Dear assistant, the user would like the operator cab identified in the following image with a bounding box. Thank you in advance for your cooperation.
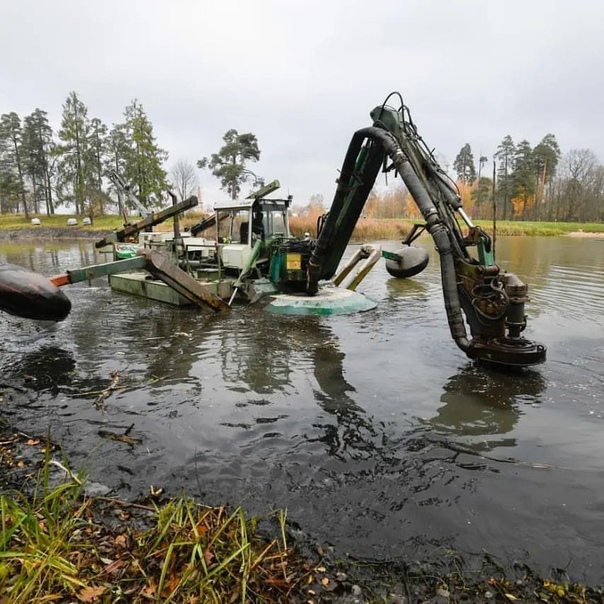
[213,180,293,272]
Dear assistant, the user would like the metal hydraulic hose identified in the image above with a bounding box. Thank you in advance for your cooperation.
[306,129,384,293]
[341,126,471,353]
[393,157,469,353]
[307,124,469,352]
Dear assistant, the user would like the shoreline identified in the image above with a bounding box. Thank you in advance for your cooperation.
[0,226,601,243]
[564,230,604,238]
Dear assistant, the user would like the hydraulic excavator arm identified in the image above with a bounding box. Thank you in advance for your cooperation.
[308,92,546,367]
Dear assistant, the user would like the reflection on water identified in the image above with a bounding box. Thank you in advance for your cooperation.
[0,241,100,275]
[431,364,546,450]
[215,315,295,394]
[2,237,604,582]
[5,346,76,394]
[310,324,378,460]
[385,275,430,299]
[498,237,604,325]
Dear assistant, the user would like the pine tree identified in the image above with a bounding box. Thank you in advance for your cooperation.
[533,134,560,184]
[122,100,168,208]
[0,118,15,214]
[512,140,536,219]
[494,135,516,220]
[56,91,91,214]
[198,129,262,199]
[87,117,109,215]
[105,124,130,216]
[453,143,476,184]
[0,112,28,217]
[477,155,489,182]
[533,134,560,220]
[22,109,55,215]
[106,124,129,175]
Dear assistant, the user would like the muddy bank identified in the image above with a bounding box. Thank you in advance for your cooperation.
[565,231,604,238]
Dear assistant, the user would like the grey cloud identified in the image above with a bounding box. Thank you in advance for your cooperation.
[1,0,602,205]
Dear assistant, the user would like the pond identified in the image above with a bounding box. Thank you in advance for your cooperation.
[1,236,603,583]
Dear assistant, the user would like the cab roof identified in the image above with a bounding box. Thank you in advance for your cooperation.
[213,198,256,212]
[213,198,292,212]
[213,180,291,212]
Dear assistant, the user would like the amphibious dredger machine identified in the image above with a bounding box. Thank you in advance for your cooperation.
[0,92,546,368]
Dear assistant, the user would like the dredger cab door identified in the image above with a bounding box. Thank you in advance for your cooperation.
[254,199,290,240]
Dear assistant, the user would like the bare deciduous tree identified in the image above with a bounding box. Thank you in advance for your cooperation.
[557,149,600,221]
[169,159,198,201]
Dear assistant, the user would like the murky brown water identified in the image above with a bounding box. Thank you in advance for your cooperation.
[1,236,604,583]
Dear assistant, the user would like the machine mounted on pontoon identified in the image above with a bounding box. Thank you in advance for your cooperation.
[0,92,546,367]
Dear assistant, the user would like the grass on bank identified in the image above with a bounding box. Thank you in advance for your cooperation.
[0,454,301,603]
[289,215,604,240]
[474,219,604,237]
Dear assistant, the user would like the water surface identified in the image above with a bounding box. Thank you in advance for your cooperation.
[1,236,603,582]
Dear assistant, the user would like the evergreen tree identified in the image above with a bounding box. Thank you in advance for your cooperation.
[0,112,28,217]
[22,109,55,215]
[494,135,516,220]
[198,129,262,199]
[533,134,560,184]
[105,123,130,216]
[86,117,109,215]
[0,167,20,214]
[533,134,561,219]
[512,140,536,219]
[122,99,168,208]
[56,91,91,214]
[477,155,489,182]
[0,125,12,213]
[452,143,476,184]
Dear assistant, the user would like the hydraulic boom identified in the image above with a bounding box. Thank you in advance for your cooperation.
[0,94,546,368]
[307,92,546,367]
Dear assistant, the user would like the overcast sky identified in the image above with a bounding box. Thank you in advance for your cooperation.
[1,0,602,208]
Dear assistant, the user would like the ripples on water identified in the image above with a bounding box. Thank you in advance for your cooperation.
[536,264,604,324]
[1,237,604,581]
[500,237,604,328]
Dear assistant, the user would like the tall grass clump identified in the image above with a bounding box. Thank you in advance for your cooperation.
[0,455,300,603]
[475,220,604,237]
[0,455,89,602]
[289,215,412,242]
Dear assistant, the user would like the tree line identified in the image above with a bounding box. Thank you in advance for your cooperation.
[340,135,603,224]
[3,92,601,224]
[0,90,267,220]
[452,136,603,222]
[0,92,168,219]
